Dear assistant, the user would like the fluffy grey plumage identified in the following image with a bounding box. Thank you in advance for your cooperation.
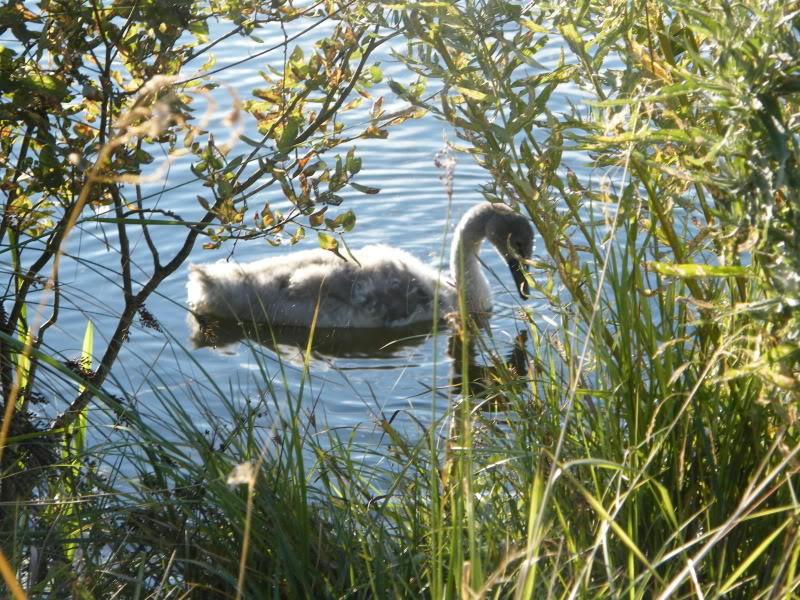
[186,202,533,328]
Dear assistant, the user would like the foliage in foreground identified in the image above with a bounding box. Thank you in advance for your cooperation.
[1,0,405,575]
[381,0,800,596]
[0,0,398,442]
[2,0,800,598]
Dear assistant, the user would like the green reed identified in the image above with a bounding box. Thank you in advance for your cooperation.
[3,0,800,598]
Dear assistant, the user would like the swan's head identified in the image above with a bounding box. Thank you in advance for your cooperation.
[485,206,534,300]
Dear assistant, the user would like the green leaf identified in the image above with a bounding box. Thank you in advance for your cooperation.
[277,118,301,151]
[649,480,678,529]
[558,22,583,51]
[585,129,694,144]
[290,226,305,244]
[318,231,339,251]
[79,319,93,384]
[347,155,362,175]
[290,45,304,65]
[240,135,267,148]
[335,209,356,232]
[217,180,233,199]
[63,319,93,463]
[200,53,216,72]
[648,263,752,278]
[20,73,68,101]
[586,82,700,107]
[189,20,209,43]
[350,182,380,194]
[520,19,547,33]
[334,155,343,180]
[455,86,488,101]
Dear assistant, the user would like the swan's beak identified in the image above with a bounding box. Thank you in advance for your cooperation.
[508,259,530,300]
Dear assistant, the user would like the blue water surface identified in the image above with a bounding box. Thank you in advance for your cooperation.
[24,13,587,452]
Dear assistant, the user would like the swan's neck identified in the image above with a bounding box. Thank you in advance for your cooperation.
[450,207,492,313]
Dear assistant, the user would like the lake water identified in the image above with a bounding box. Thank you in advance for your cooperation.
[34,16,583,448]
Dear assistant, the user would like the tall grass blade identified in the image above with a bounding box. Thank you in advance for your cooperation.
[61,319,93,564]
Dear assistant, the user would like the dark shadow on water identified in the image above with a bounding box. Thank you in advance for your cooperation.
[186,312,435,359]
[448,329,530,411]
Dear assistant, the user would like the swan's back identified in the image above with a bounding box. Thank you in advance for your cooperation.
[187,245,453,328]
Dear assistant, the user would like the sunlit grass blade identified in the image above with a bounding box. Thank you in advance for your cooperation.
[61,319,93,564]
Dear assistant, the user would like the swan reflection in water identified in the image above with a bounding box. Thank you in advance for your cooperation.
[187,310,531,410]
[186,312,436,359]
